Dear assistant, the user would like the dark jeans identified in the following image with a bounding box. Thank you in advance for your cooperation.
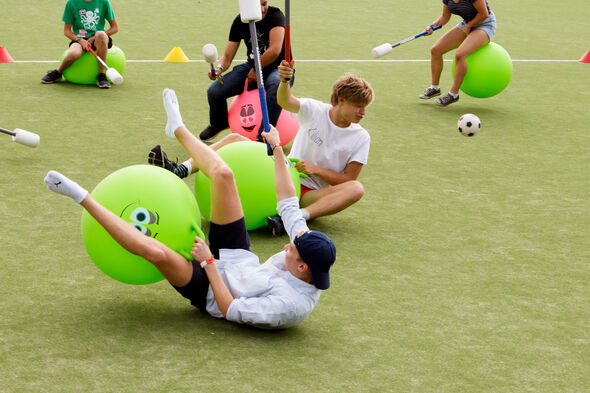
[206,62,282,136]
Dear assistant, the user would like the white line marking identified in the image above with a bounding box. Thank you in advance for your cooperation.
[12,59,581,63]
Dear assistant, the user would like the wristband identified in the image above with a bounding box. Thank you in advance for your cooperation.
[217,65,224,72]
[271,143,280,151]
[200,256,215,268]
[281,78,291,83]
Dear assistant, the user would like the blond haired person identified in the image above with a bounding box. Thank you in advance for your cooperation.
[267,61,374,236]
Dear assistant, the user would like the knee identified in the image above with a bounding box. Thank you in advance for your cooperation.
[346,180,365,202]
[94,31,108,44]
[454,50,468,63]
[207,84,222,101]
[68,45,83,58]
[430,45,442,58]
[211,163,235,188]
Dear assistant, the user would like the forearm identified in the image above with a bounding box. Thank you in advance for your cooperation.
[312,166,356,186]
[63,24,78,41]
[277,81,299,112]
[203,262,234,317]
[273,145,297,201]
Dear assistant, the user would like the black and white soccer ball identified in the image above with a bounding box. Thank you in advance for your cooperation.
[457,114,481,137]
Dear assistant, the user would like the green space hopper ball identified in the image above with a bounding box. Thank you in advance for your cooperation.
[452,42,513,98]
[81,165,205,285]
[62,45,126,85]
[194,141,303,230]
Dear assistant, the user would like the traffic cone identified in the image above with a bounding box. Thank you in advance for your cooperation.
[0,46,14,63]
[164,46,189,63]
[579,50,590,63]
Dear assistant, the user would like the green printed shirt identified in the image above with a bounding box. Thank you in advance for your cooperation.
[62,0,115,38]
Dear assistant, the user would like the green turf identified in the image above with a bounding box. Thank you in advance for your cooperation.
[1,0,589,392]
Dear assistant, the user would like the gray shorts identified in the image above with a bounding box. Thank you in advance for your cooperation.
[457,12,496,40]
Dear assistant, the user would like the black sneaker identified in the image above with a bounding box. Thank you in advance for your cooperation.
[199,125,222,142]
[266,215,286,236]
[434,93,460,106]
[41,69,62,84]
[96,73,111,89]
[148,145,178,172]
[419,86,441,99]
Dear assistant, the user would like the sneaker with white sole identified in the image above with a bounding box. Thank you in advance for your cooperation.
[266,215,286,236]
[419,86,441,99]
[96,73,111,89]
[41,69,62,84]
[148,145,178,172]
[434,93,459,106]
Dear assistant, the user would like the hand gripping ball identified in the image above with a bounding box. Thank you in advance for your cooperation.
[62,45,126,85]
[194,141,303,230]
[228,79,299,145]
[452,42,513,98]
[81,165,205,285]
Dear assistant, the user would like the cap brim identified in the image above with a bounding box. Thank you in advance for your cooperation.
[311,271,330,290]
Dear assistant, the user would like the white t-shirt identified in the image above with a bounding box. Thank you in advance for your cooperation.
[288,98,370,190]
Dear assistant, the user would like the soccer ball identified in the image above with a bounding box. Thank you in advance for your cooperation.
[457,114,481,137]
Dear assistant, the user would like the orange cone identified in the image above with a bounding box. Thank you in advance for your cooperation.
[0,46,14,63]
[580,50,590,63]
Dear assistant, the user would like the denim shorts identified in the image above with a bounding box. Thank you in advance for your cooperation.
[457,12,496,40]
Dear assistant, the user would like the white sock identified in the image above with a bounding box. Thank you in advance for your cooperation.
[449,92,459,98]
[300,208,310,221]
[162,88,184,139]
[182,160,193,174]
[44,170,88,204]
[431,85,440,90]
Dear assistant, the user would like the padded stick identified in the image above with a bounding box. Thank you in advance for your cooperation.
[87,46,124,85]
[371,25,442,58]
[202,44,223,85]
[1,127,40,147]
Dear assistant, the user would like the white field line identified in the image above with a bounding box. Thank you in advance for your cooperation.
[11,59,581,63]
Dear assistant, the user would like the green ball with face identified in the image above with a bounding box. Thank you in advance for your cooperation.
[81,165,205,285]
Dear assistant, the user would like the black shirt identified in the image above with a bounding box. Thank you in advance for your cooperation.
[228,6,288,72]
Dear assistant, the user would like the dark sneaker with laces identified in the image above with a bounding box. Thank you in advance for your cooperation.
[434,93,460,106]
[419,86,441,99]
[199,125,222,142]
[148,145,178,172]
[96,73,111,89]
[41,69,62,84]
[266,215,286,236]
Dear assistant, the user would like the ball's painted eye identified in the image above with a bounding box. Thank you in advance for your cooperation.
[132,224,152,237]
[130,207,157,225]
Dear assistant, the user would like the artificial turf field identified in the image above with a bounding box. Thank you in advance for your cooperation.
[1,0,589,392]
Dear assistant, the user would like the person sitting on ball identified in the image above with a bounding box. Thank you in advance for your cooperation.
[44,88,336,329]
[41,0,119,89]
[419,0,497,106]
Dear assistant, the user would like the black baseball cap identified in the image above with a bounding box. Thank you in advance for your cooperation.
[293,231,336,290]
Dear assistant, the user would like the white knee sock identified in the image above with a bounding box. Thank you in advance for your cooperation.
[162,88,185,139]
[44,170,88,204]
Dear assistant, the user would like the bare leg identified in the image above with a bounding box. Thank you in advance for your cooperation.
[57,44,83,73]
[300,181,365,220]
[162,89,244,225]
[450,29,489,94]
[44,170,193,286]
[93,31,109,74]
[183,133,249,176]
[430,27,465,85]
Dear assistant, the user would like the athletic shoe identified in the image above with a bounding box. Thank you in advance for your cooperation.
[199,125,222,142]
[41,69,62,84]
[266,215,286,236]
[96,73,111,89]
[419,86,441,99]
[434,93,460,106]
[148,145,178,172]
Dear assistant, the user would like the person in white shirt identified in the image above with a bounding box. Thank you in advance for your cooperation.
[44,88,336,330]
[267,61,375,236]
